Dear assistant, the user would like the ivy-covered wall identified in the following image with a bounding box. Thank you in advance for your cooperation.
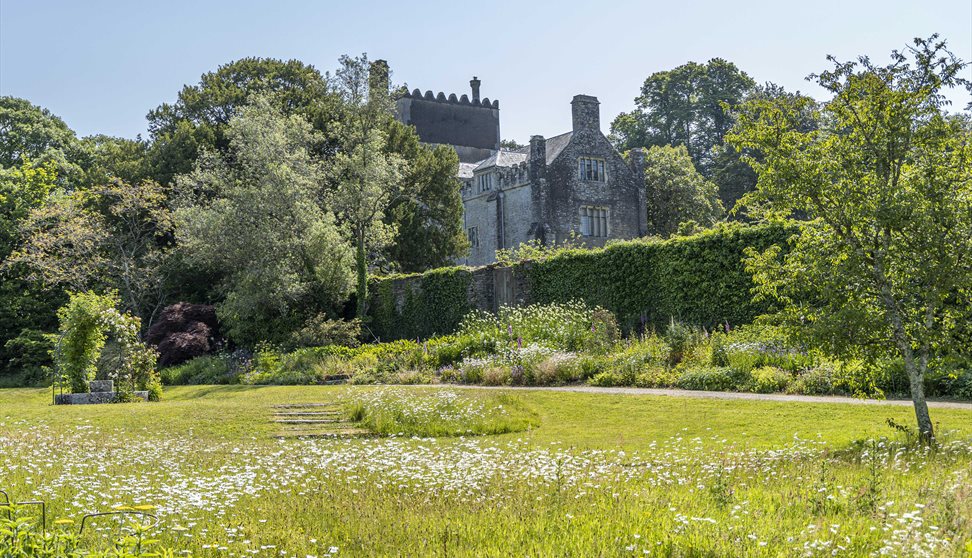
[368,223,797,340]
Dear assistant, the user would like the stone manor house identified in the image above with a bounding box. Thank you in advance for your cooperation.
[395,74,648,266]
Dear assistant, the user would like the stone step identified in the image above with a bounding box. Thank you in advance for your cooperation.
[275,428,370,439]
[273,419,345,424]
[273,411,342,417]
[271,403,338,409]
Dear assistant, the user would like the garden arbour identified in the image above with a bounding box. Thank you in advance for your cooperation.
[54,291,161,401]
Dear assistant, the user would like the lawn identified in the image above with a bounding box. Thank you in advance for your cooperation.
[1,385,971,556]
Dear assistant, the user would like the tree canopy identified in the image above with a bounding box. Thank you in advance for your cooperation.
[728,35,972,441]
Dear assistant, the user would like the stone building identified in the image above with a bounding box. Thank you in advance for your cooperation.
[396,76,647,266]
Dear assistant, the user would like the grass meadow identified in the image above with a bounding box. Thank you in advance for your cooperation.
[1,385,971,556]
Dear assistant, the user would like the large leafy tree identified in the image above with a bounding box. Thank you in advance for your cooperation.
[175,95,353,345]
[640,145,724,237]
[727,36,972,441]
[0,161,63,382]
[611,59,755,209]
[329,55,406,317]
[384,119,468,272]
[147,57,341,185]
[9,178,174,327]
[0,96,87,185]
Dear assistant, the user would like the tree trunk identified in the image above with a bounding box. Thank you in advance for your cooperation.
[355,230,367,318]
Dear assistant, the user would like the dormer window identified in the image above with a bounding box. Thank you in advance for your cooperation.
[578,157,606,182]
[477,173,494,193]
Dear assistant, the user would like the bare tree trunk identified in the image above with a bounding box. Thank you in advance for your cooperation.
[898,342,935,443]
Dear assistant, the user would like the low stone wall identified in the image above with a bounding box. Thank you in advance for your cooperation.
[54,387,149,405]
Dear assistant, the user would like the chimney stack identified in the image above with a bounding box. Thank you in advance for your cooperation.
[571,94,600,134]
[529,135,546,181]
[470,76,481,103]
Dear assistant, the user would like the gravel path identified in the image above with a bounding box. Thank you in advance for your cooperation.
[433,384,972,410]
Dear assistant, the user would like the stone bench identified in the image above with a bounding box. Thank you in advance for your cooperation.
[54,380,149,405]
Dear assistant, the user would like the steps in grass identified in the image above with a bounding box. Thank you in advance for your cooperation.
[270,402,369,438]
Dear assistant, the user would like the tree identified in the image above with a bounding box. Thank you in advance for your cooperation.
[329,55,406,317]
[384,120,468,272]
[0,161,62,383]
[175,95,353,345]
[640,145,724,237]
[147,58,340,185]
[610,60,755,209]
[80,134,151,186]
[727,36,972,442]
[0,96,87,184]
[8,178,173,328]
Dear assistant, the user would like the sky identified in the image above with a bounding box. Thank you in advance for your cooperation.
[1,0,970,143]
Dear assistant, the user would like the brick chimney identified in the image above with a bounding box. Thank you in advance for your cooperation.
[470,77,481,103]
[571,94,600,133]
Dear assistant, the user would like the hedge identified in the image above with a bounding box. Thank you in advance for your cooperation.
[368,222,798,340]
[526,222,797,331]
[368,266,473,341]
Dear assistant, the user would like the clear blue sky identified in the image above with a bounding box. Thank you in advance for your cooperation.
[2,0,970,143]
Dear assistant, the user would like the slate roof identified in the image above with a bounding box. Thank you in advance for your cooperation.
[473,150,528,172]
[458,162,478,179]
[512,131,573,165]
[467,130,575,173]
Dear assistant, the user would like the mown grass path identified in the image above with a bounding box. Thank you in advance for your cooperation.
[434,384,972,410]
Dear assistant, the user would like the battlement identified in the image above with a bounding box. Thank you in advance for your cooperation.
[395,75,501,161]
[400,88,500,109]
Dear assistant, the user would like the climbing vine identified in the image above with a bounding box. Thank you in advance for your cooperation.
[54,291,161,400]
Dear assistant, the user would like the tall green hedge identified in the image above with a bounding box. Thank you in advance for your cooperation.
[525,223,797,331]
[368,266,473,341]
[368,223,798,340]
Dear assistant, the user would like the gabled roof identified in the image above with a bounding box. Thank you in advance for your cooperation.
[513,131,574,165]
[473,150,528,172]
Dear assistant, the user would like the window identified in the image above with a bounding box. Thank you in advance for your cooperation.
[578,157,606,181]
[468,226,479,248]
[477,173,493,193]
[579,206,609,237]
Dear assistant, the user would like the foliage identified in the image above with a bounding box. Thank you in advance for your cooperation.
[344,387,537,437]
[147,57,340,185]
[160,353,236,385]
[329,54,406,317]
[610,59,756,208]
[9,178,174,326]
[174,95,353,346]
[458,301,618,354]
[55,291,116,393]
[383,120,469,272]
[54,291,160,398]
[494,230,586,266]
[526,222,797,332]
[727,35,972,439]
[640,144,724,237]
[288,316,362,349]
[0,96,87,184]
[369,266,473,341]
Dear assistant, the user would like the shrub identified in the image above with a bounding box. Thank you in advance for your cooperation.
[788,364,837,395]
[664,320,705,365]
[751,366,791,393]
[635,366,678,388]
[161,354,235,385]
[458,302,618,354]
[676,366,747,391]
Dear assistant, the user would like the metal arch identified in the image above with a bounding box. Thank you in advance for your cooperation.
[78,510,159,535]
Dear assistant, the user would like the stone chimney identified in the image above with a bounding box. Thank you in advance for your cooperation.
[470,76,481,103]
[571,94,600,133]
[529,135,546,181]
[627,147,646,178]
[369,59,390,97]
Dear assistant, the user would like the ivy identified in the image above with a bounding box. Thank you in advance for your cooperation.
[368,223,797,340]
